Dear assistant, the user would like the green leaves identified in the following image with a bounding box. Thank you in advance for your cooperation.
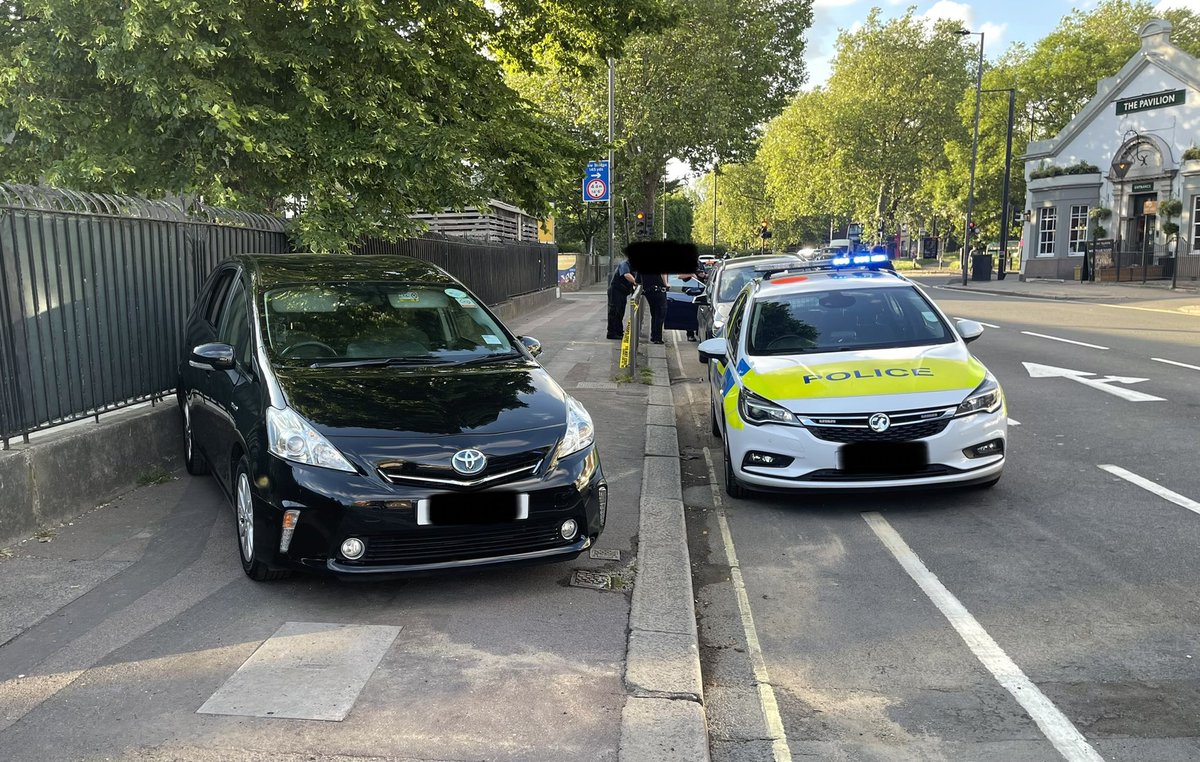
[0,0,659,250]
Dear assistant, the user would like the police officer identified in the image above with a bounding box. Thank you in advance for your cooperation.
[606,258,638,339]
[642,271,668,344]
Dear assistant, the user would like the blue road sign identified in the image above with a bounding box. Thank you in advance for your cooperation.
[582,160,610,203]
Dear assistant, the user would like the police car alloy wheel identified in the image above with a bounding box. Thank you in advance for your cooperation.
[703,260,1007,491]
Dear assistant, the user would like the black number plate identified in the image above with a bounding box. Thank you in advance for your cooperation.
[839,442,928,475]
[428,492,522,525]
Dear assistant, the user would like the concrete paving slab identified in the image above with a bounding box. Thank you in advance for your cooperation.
[197,621,401,721]
[625,629,702,700]
[0,558,131,647]
[645,425,680,458]
[648,386,673,407]
[646,405,675,427]
[642,456,683,501]
[619,696,708,762]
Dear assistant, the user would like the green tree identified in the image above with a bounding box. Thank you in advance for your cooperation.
[0,0,662,250]
[760,10,973,241]
[510,0,813,230]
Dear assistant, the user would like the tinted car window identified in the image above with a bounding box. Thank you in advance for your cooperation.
[718,268,757,302]
[205,271,236,326]
[725,291,749,354]
[746,287,953,355]
[262,283,515,361]
[217,281,251,365]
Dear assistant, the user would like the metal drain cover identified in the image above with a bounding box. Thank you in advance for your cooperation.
[589,548,621,561]
[570,570,612,590]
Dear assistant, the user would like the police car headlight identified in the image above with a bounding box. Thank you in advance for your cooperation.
[557,395,595,458]
[738,389,801,426]
[955,374,1004,417]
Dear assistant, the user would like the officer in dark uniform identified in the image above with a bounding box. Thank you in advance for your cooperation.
[642,270,668,344]
[606,258,638,339]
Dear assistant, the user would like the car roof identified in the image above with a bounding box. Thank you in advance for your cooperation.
[750,267,913,298]
[718,255,802,272]
[232,254,458,289]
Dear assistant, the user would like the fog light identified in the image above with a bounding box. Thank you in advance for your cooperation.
[597,484,608,526]
[743,451,794,468]
[279,509,300,553]
[964,439,1005,459]
[560,519,579,541]
[340,537,366,560]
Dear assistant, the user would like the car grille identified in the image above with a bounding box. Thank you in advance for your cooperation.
[359,520,571,565]
[797,465,959,482]
[378,449,548,489]
[800,406,954,444]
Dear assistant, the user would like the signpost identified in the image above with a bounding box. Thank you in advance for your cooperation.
[582,161,610,203]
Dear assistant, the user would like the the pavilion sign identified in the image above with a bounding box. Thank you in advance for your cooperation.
[1115,89,1185,115]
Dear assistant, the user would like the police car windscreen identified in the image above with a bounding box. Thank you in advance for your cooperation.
[746,287,954,355]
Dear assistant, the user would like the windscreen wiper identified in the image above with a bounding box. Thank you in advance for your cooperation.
[453,351,524,367]
[309,357,453,368]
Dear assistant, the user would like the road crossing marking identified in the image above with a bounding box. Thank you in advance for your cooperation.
[1098,465,1200,518]
[703,447,792,762]
[1021,331,1109,350]
[862,513,1106,762]
[1151,357,1200,372]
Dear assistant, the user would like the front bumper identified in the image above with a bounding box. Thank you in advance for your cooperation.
[251,446,606,574]
[726,408,1006,490]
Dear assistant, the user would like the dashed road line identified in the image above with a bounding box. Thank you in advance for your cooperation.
[1151,357,1200,372]
[1020,331,1109,350]
[1098,465,1200,518]
[862,512,1105,762]
[955,316,1001,328]
[703,447,792,762]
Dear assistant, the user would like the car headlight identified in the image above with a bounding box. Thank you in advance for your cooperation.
[266,406,356,472]
[955,373,1004,417]
[557,395,595,458]
[738,388,801,426]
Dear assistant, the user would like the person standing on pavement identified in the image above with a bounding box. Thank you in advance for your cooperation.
[678,267,707,342]
[642,270,668,344]
[606,258,638,339]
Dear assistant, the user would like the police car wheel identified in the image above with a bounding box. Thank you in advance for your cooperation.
[723,442,749,500]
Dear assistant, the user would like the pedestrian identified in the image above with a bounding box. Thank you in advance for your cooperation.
[678,268,707,342]
[606,257,638,339]
[642,270,668,344]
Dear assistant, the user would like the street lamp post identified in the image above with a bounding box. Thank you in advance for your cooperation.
[983,87,1017,280]
[958,29,984,286]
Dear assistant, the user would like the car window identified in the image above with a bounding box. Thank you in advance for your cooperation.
[262,282,515,362]
[216,280,252,365]
[204,271,236,326]
[718,269,756,302]
[746,286,954,355]
[725,291,749,355]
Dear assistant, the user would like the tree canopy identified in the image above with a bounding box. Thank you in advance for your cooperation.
[0,0,662,250]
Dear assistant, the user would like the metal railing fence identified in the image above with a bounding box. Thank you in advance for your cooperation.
[0,184,289,447]
[354,234,557,307]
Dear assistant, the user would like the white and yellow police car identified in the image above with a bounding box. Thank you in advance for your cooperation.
[698,258,1006,497]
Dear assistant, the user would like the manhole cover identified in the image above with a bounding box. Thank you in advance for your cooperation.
[589,548,621,561]
[570,570,612,590]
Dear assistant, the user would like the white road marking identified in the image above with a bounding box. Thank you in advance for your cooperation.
[930,284,1200,318]
[955,317,1001,328]
[670,335,704,430]
[1151,357,1200,372]
[1097,465,1200,517]
[1020,331,1109,350]
[1008,418,1021,426]
[862,513,1105,762]
[1023,362,1164,403]
[702,447,792,762]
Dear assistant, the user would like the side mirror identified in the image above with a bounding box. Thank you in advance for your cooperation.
[696,337,729,365]
[683,286,704,297]
[189,342,236,371]
[955,319,984,344]
[692,293,710,306]
[519,335,543,358]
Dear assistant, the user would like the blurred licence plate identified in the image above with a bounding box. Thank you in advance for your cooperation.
[839,443,927,475]
[420,492,529,526]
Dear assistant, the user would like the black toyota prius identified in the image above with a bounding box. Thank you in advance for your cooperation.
[177,254,607,580]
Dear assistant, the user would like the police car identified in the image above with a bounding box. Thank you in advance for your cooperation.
[698,256,1006,496]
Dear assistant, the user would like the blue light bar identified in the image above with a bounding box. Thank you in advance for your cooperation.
[831,256,850,266]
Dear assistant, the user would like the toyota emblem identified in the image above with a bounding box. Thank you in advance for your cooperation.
[451,449,488,476]
[868,413,891,433]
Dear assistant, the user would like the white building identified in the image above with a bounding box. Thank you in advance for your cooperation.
[1020,20,1200,282]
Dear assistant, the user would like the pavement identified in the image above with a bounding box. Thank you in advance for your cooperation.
[905,271,1200,315]
[0,285,708,762]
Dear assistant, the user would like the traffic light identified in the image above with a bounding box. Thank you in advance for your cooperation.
[1010,207,1023,227]
[634,211,647,239]
[967,221,978,239]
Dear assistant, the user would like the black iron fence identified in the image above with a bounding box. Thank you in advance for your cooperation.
[354,234,556,307]
[0,184,557,446]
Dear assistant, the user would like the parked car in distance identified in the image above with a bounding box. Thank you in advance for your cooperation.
[695,254,804,342]
[178,254,607,580]
[665,273,705,336]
